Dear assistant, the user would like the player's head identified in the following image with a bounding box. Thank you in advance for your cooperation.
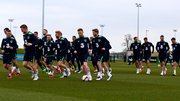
[4,28,10,34]
[92,28,99,37]
[5,29,12,38]
[134,37,138,42]
[46,34,52,41]
[171,37,176,44]
[72,36,76,41]
[20,24,28,34]
[160,35,164,41]
[43,29,48,36]
[144,37,148,42]
[55,31,62,39]
[77,28,84,37]
[34,31,38,37]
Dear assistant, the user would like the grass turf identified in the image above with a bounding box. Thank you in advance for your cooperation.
[0,61,180,101]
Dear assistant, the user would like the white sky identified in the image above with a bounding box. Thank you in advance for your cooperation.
[0,0,180,52]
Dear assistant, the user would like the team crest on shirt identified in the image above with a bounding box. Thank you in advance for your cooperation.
[27,36,30,39]
[10,40,13,43]
[98,39,101,42]
[60,41,62,44]
[84,39,87,42]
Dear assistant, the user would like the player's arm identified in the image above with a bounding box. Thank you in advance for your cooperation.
[62,38,69,53]
[31,34,38,47]
[101,36,108,51]
[156,42,159,53]
[166,42,170,52]
[74,39,78,54]
[1,39,5,53]
[151,43,154,53]
[130,43,133,51]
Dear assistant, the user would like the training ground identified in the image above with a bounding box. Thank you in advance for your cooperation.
[0,61,180,101]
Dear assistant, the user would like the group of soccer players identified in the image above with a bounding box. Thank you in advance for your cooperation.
[1,24,112,81]
[130,35,180,76]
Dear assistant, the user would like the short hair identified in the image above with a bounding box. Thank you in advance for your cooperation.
[20,24,28,29]
[134,37,137,40]
[4,28,11,32]
[92,28,99,34]
[43,29,48,33]
[34,31,38,34]
[171,37,176,41]
[77,28,83,32]
[160,35,164,37]
[144,37,148,40]
[46,34,51,37]
[72,36,76,38]
[55,31,62,35]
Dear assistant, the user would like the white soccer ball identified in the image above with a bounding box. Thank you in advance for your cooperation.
[82,75,88,81]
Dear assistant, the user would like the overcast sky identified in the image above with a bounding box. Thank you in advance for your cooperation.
[0,0,180,52]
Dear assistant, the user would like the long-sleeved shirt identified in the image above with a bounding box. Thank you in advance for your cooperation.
[156,41,170,54]
[92,35,108,54]
[74,36,91,55]
[23,31,38,52]
[54,37,69,55]
[142,42,154,54]
[1,37,18,54]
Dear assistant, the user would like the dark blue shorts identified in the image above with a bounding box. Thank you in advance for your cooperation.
[46,56,54,65]
[144,53,151,61]
[23,51,35,62]
[56,53,66,61]
[79,53,89,65]
[3,54,13,64]
[133,53,141,61]
[159,53,167,62]
[102,51,110,62]
[173,53,180,63]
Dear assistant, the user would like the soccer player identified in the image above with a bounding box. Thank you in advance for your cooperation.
[34,32,45,72]
[43,34,55,77]
[130,37,142,74]
[54,31,71,78]
[4,28,21,76]
[171,37,180,76]
[74,28,92,81]
[142,37,154,75]
[91,28,112,81]
[70,36,81,73]
[41,29,50,73]
[1,29,17,78]
[156,35,170,76]
[103,39,112,74]
[20,24,39,80]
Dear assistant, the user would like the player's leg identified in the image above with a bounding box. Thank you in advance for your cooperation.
[82,61,92,81]
[58,56,70,78]
[12,57,21,75]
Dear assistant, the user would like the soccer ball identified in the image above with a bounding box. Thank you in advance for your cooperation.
[82,75,88,81]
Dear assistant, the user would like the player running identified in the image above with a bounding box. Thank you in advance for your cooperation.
[4,28,21,76]
[91,28,112,81]
[54,31,71,78]
[20,24,39,80]
[74,28,92,81]
[142,37,154,75]
[171,37,180,76]
[43,34,55,78]
[1,29,17,79]
[156,35,170,76]
[34,32,45,72]
[130,37,142,74]
[70,36,81,73]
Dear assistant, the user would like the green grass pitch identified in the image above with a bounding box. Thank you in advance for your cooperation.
[0,61,180,101]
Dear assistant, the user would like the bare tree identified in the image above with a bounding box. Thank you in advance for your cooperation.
[122,34,133,51]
